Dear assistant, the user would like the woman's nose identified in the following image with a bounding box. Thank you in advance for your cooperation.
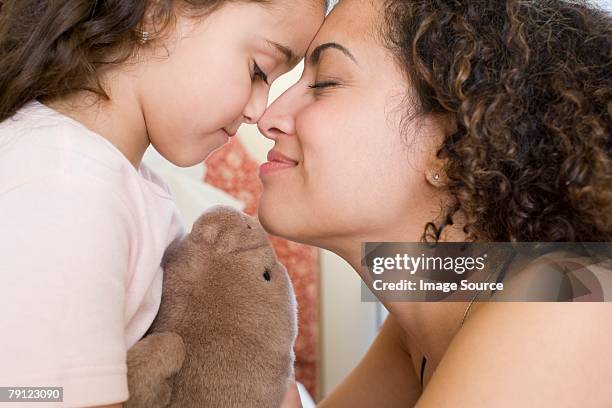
[257,89,298,141]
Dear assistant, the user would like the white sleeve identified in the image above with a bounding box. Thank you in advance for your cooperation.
[0,172,135,407]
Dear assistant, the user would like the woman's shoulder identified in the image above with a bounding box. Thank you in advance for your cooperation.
[416,300,612,406]
[413,247,612,405]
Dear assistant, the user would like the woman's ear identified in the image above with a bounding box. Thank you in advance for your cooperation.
[423,113,455,188]
[425,167,446,187]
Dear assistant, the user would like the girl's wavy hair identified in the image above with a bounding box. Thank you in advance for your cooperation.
[0,0,327,122]
[384,0,612,242]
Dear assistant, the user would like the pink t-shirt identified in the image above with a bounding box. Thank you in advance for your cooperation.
[0,100,186,406]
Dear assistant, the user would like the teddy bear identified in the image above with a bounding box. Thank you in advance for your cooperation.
[125,205,298,408]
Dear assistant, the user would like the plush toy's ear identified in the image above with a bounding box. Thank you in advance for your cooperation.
[189,221,222,245]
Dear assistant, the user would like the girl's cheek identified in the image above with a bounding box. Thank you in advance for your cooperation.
[218,80,251,121]
[235,74,255,109]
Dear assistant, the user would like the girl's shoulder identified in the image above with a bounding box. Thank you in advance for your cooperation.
[0,99,172,200]
[1,100,124,168]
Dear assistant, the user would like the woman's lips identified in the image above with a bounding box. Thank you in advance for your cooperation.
[259,150,298,177]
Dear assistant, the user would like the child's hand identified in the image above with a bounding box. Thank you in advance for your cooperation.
[125,332,186,408]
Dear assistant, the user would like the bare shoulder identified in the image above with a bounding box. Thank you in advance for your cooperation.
[416,302,612,407]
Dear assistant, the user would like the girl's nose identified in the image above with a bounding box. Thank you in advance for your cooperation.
[243,85,269,125]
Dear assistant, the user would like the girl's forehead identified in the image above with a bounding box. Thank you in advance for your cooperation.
[261,1,327,54]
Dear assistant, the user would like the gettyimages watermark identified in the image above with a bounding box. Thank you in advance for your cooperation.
[360,242,612,302]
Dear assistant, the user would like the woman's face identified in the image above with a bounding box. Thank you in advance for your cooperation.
[137,2,325,167]
[257,0,449,252]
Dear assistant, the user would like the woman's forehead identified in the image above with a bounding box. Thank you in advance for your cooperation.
[313,0,379,45]
[305,0,386,68]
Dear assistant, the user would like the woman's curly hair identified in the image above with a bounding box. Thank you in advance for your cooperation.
[384,0,612,242]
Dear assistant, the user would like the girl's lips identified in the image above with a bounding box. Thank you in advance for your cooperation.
[259,150,298,177]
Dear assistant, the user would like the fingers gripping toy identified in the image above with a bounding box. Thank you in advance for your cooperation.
[125,206,298,408]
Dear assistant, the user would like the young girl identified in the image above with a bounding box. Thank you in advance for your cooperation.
[0,0,324,406]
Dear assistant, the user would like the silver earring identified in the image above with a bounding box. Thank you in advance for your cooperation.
[137,30,150,44]
[433,173,440,181]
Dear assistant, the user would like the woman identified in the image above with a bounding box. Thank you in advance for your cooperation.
[259,0,612,406]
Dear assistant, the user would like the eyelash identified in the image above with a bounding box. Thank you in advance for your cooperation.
[307,81,339,89]
[252,62,269,85]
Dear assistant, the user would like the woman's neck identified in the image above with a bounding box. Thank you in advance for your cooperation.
[342,246,469,361]
[336,218,471,360]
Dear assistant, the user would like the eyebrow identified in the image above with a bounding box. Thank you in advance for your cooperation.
[308,42,358,66]
[266,40,298,66]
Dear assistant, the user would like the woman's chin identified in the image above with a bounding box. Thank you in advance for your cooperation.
[258,202,306,243]
[257,204,287,237]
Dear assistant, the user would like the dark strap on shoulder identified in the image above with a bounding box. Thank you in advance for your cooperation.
[420,356,427,388]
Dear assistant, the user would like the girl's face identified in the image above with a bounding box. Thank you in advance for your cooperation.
[137,2,325,167]
[257,0,450,253]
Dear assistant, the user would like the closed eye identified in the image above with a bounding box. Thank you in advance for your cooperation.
[253,62,269,85]
[308,81,339,89]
